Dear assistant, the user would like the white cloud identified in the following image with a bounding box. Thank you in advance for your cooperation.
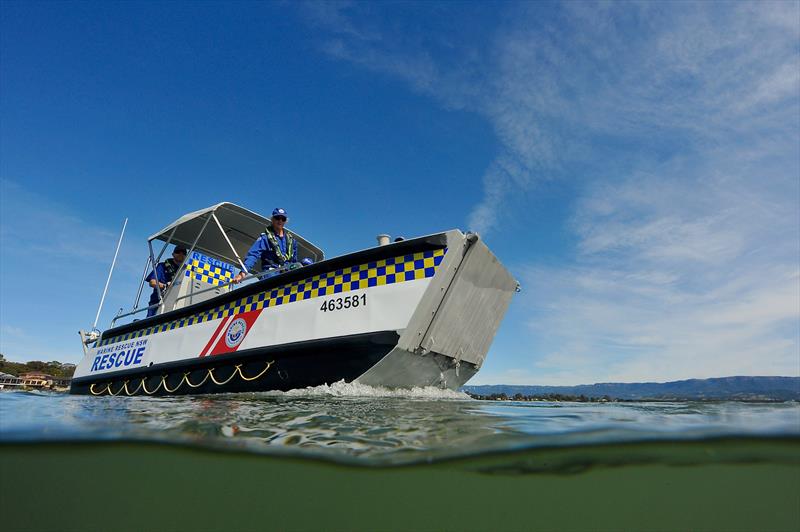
[294,2,799,382]
[297,2,799,235]
[0,324,27,339]
[297,1,381,43]
[520,160,799,382]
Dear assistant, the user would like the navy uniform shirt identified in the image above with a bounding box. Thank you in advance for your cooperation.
[145,259,181,311]
[243,231,298,272]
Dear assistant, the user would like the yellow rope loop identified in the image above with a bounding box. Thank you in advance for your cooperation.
[208,365,238,386]
[91,359,276,396]
[184,371,210,388]
[124,379,143,396]
[141,375,162,395]
[90,382,110,396]
[161,374,183,393]
[238,360,275,382]
[108,381,126,396]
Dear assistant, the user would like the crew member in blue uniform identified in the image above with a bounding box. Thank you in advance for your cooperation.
[145,246,187,317]
[232,208,301,283]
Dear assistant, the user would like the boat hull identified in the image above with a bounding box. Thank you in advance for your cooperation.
[70,331,399,396]
[71,231,516,396]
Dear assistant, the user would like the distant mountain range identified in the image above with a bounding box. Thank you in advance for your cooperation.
[463,376,800,401]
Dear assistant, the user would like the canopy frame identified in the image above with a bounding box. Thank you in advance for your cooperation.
[147,202,323,267]
[110,202,324,325]
[155,213,213,314]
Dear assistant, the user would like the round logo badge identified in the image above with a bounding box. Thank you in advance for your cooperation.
[225,318,247,348]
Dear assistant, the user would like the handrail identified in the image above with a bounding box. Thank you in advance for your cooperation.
[172,267,291,303]
[111,304,157,327]
[109,267,294,327]
[157,214,213,314]
[132,256,153,312]
[172,278,237,302]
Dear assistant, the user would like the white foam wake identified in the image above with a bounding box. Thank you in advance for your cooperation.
[261,380,471,400]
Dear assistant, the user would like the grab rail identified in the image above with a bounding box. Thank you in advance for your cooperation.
[110,304,157,327]
[109,267,296,328]
[173,267,292,303]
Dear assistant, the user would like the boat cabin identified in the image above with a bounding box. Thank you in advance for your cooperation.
[117,202,324,326]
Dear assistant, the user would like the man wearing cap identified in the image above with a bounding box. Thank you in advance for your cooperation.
[145,246,188,317]
[232,207,300,284]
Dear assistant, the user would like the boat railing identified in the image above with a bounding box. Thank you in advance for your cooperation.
[110,303,160,327]
[109,267,293,328]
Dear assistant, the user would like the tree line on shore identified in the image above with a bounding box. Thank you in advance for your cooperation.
[464,377,800,402]
[464,391,794,403]
[465,391,615,402]
[0,354,76,378]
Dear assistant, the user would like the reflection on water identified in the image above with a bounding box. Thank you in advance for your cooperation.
[1,381,798,465]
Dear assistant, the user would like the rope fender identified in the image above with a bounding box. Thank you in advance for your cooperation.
[88,360,275,396]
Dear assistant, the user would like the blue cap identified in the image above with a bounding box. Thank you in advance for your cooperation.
[301,258,314,266]
[272,207,288,218]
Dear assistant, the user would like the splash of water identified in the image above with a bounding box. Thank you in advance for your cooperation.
[258,380,471,399]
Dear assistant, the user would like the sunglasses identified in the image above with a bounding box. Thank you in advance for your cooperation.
[174,250,187,255]
[273,216,287,222]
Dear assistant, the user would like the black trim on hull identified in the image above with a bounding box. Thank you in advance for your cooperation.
[103,234,448,339]
[70,331,400,396]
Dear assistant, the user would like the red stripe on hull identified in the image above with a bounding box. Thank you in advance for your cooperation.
[199,315,235,357]
[207,310,263,356]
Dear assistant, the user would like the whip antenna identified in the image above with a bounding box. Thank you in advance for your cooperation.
[93,218,128,330]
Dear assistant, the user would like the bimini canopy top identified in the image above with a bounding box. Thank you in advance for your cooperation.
[148,202,324,271]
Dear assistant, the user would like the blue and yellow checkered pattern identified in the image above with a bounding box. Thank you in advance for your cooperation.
[185,257,234,286]
[98,248,447,346]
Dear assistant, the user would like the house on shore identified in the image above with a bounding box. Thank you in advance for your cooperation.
[0,372,71,390]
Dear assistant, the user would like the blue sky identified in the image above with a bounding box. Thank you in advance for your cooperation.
[1,1,798,384]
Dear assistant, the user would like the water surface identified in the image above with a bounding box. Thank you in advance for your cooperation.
[1,383,798,531]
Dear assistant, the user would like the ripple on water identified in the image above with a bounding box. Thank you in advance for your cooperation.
[0,382,798,465]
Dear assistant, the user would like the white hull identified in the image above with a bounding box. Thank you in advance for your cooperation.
[71,230,516,395]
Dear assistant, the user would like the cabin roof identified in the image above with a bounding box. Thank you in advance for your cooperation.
[148,202,324,269]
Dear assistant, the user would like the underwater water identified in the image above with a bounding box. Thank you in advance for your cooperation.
[1,383,799,531]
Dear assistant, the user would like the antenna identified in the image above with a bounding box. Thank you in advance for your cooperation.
[93,218,128,330]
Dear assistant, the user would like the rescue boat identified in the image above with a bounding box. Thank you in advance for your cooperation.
[71,202,517,396]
